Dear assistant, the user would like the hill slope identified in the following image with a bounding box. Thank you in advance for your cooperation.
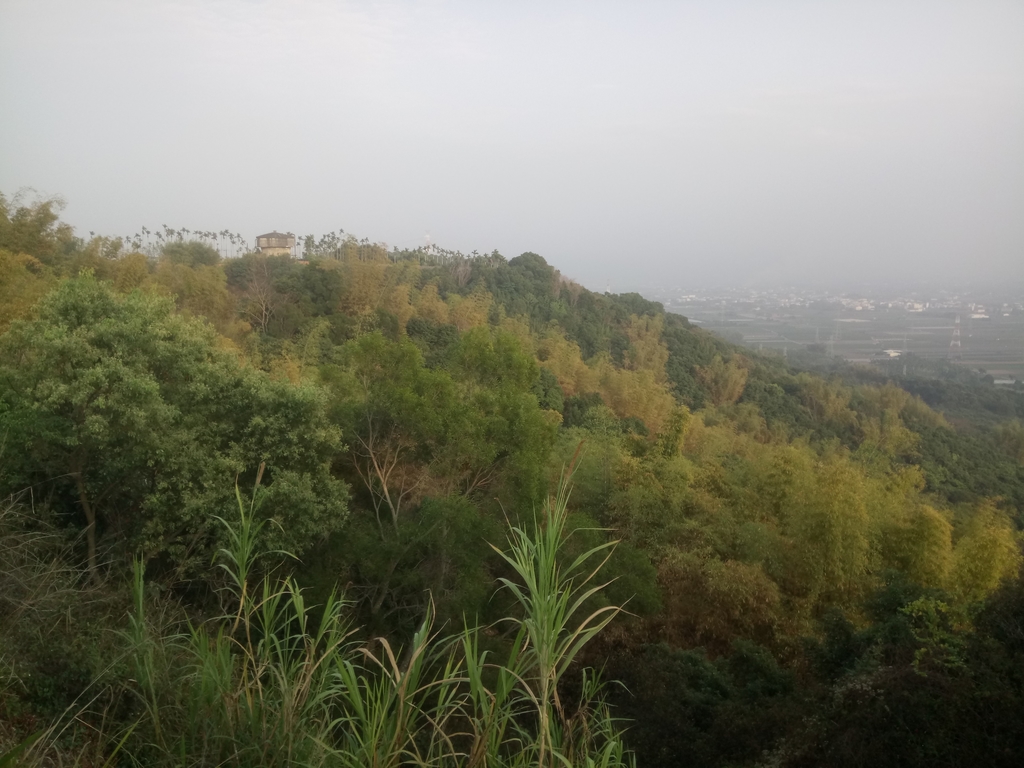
[3,193,1024,766]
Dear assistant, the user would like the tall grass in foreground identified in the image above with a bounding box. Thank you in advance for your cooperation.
[112,475,634,767]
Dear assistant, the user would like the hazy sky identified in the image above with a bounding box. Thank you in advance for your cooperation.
[2,1,1022,291]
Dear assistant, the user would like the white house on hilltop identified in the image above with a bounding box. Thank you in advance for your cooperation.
[256,231,295,256]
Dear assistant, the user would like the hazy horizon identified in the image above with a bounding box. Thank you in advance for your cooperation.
[2,0,1022,294]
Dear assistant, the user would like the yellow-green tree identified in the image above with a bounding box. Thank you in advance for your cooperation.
[155,261,237,332]
[447,287,493,331]
[414,283,450,324]
[696,355,749,406]
[778,455,873,607]
[0,191,77,267]
[0,249,56,333]
[948,501,1021,603]
[624,313,669,383]
[536,328,596,397]
[383,281,416,333]
[113,252,151,293]
[795,372,855,427]
[341,258,389,316]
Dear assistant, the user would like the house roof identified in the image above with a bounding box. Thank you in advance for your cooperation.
[256,231,294,240]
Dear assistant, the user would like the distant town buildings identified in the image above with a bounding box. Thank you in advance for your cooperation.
[642,282,1023,380]
[256,231,296,256]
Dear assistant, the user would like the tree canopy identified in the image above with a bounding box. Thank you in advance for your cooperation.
[2,198,1023,767]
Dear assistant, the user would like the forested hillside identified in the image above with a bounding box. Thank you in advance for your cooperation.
[2,192,1023,767]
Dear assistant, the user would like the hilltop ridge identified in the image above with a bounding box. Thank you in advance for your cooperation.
[3,192,1024,767]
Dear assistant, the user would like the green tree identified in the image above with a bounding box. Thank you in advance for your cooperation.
[320,329,555,627]
[161,239,220,267]
[531,366,565,413]
[447,327,557,504]
[331,332,456,535]
[0,276,348,581]
[995,419,1024,465]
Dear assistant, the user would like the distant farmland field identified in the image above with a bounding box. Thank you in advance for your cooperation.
[676,303,1024,381]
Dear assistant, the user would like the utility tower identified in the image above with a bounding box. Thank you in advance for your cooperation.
[948,314,962,361]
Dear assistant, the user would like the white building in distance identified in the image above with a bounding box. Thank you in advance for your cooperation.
[256,231,295,256]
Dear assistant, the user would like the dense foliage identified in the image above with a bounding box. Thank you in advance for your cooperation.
[2,191,1022,766]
